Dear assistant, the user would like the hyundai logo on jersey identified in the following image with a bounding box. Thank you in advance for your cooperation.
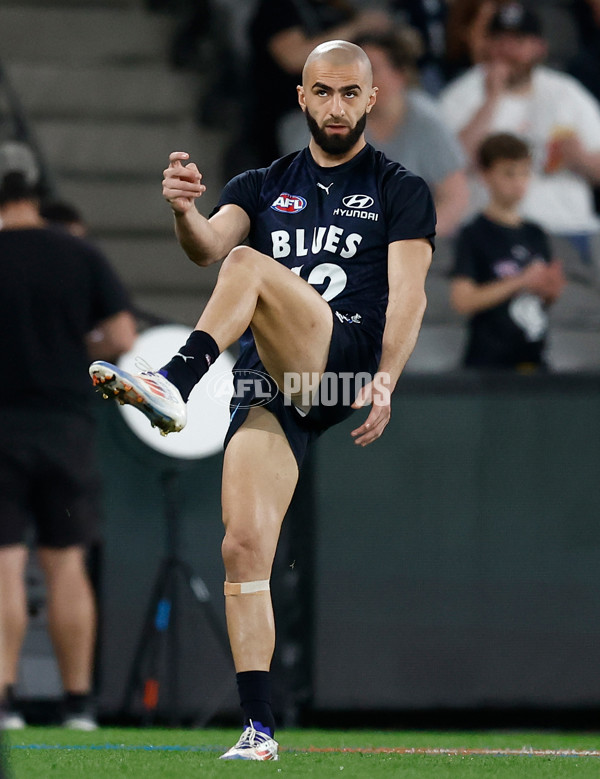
[342,194,374,209]
[271,193,307,213]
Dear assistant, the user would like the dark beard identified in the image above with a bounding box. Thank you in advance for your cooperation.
[305,108,367,155]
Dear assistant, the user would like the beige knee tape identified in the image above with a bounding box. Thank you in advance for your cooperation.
[224,579,270,596]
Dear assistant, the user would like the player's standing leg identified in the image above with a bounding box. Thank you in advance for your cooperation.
[218,407,299,760]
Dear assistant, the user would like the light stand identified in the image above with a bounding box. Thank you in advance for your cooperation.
[121,467,232,726]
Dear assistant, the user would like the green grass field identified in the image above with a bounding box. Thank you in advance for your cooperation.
[4,726,600,778]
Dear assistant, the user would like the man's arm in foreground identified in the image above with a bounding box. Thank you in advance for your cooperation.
[162,151,251,266]
[351,238,432,446]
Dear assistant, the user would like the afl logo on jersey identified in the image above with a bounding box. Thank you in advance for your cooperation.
[271,193,307,213]
[342,194,374,209]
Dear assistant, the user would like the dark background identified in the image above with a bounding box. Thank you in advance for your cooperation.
[312,373,600,717]
[21,372,600,727]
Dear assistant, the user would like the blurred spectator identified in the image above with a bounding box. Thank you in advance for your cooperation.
[39,198,134,360]
[359,30,468,236]
[40,199,87,238]
[450,133,565,370]
[567,0,600,103]
[440,2,600,265]
[0,170,136,730]
[167,0,253,130]
[567,0,600,217]
[569,0,600,65]
[0,143,39,231]
[226,0,393,176]
[279,29,469,236]
[444,0,502,80]
[389,0,448,94]
[163,0,214,70]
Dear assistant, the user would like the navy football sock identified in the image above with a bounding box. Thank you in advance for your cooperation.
[236,670,275,737]
[159,330,220,402]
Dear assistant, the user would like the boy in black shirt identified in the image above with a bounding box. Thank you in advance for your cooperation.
[450,133,565,369]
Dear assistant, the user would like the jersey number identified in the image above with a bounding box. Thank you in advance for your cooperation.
[291,263,347,302]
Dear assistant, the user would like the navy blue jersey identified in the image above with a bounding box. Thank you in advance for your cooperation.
[213,144,436,345]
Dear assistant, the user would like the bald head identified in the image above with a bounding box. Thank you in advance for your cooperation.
[302,40,373,87]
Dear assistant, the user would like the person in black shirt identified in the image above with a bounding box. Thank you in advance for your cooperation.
[40,199,88,238]
[89,40,435,759]
[450,133,565,369]
[0,172,136,731]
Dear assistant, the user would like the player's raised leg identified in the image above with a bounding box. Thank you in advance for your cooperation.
[192,245,333,390]
[218,406,299,760]
[90,245,334,431]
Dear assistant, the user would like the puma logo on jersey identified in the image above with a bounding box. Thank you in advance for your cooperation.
[271,193,307,213]
[317,182,333,194]
[271,226,362,259]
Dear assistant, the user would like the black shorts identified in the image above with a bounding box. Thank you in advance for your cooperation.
[0,410,101,548]
[224,314,382,468]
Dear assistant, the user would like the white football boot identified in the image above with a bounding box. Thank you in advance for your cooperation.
[89,360,187,435]
[219,720,279,761]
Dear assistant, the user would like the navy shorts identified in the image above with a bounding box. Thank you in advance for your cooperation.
[0,410,101,548]
[224,313,382,468]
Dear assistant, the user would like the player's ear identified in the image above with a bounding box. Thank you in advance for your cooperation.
[297,85,306,111]
[366,86,378,113]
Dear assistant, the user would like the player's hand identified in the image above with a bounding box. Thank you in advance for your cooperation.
[162,151,206,215]
[350,373,392,447]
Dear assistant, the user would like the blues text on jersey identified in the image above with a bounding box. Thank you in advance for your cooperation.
[215,144,436,340]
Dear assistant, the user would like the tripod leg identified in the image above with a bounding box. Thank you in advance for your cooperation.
[177,560,231,653]
[173,560,237,726]
[166,563,180,726]
[120,558,173,720]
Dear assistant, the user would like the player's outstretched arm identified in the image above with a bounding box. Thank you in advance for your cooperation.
[351,238,431,446]
[162,151,250,267]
